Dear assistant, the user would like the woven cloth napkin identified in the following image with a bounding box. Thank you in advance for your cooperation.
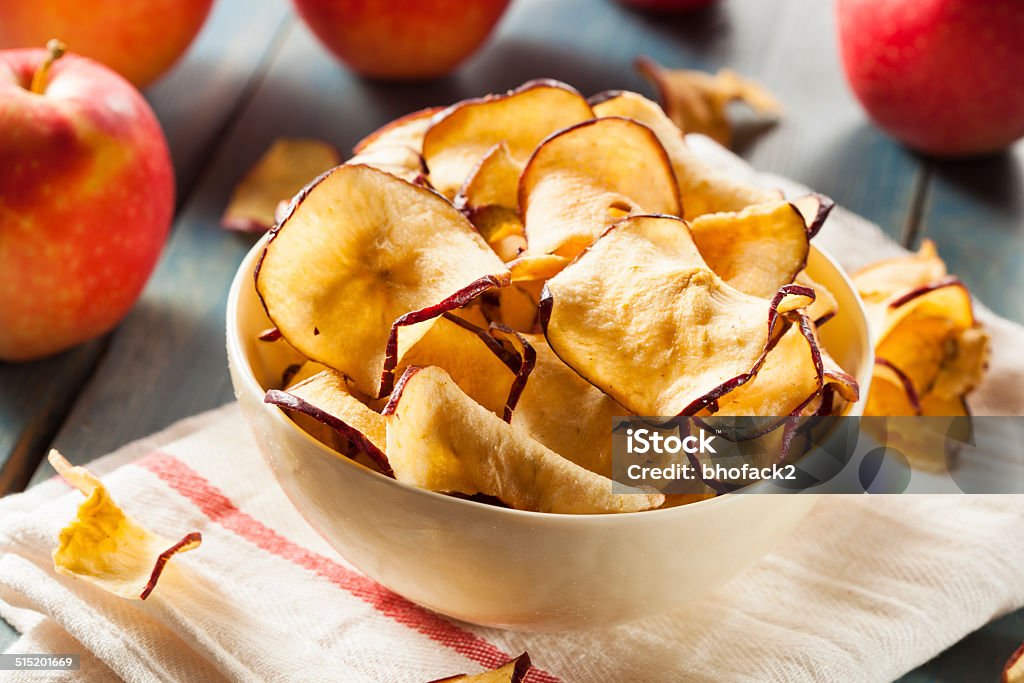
[2,138,1023,683]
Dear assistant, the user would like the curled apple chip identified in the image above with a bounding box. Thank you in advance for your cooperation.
[384,366,664,514]
[635,57,783,148]
[395,314,524,420]
[511,334,626,477]
[222,138,340,233]
[795,270,838,326]
[430,652,532,683]
[852,240,947,303]
[454,142,521,213]
[256,164,510,398]
[48,451,201,600]
[422,80,594,198]
[520,117,681,257]
[346,143,427,185]
[352,106,443,155]
[540,214,810,416]
[265,369,391,475]
[590,89,778,219]
[688,200,814,298]
[865,360,921,417]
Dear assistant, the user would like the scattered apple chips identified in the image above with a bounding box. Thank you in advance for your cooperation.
[256,78,997,514]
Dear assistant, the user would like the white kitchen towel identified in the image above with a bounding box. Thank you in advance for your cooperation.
[1,139,1022,683]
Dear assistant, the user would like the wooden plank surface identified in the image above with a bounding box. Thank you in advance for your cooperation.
[0,0,291,493]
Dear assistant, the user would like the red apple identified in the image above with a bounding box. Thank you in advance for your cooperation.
[0,0,213,88]
[615,0,717,11]
[0,43,174,361]
[292,0,511,80]
[838,0,1024,157]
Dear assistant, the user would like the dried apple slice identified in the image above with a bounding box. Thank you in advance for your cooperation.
[48,451,201,600]
[353,106,443,155]
[520,117,681,257]
[422,80,594,198]
[222,138,340,232]
[395,314,522,420]
[540,214,811,416]
[256,164,510,398]
[865,360,921,416]
[635,57,783,148]
[930,326,989,399]
[511,334,627,477]
[590,90,778,219]
[454,142,521,213]
[346,143,427,185]
[265,369,390,475]
[430,652,532,683]
[384,366,664,514]
[852,240,947,303]
[507,253,570,283]
[688,200,813,298]
[712,315,823,417]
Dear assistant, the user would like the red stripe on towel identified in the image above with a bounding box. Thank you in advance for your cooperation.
[137,451,558,683]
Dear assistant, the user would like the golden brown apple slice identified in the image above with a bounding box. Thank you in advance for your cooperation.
[422,80,594,198]
[395,313,524,420]
[590,90,779,219]
[48,451,202,600]
[712,315,823,417]
[346,143,427,185]
[352,106,443,155]
[852,240,947,303]
[520,117,681,257]
[865,360,921,416]
[384,366,664,514]
[265,369,391,475]
[511,334,627,477]
[930,326,989,399]
[222,138,340,233]
[540,214,812,416]
[454,141,521,213]
[635,57,783,148]
[688,199,816,298]
[256,164,510,398]
[430,652,532,683]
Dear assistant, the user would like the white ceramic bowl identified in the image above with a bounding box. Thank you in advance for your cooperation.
[227,238,872,632]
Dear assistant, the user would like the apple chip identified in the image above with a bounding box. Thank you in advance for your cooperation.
[265,369,391,475]
[454,142,521,213]
[511,334,626,476]
[635,57,783,148]
[507,253,570,283]
[222,138,340,233]
[590,89,779,219]
[520,117,681,257]
[712,315,823,418]
[384,366,664,514]
[865,360,921,417]
[48,451,201,600]
[688,200,814,298]
[352,106,443,155]
[541,214,810,416]
[852,240,947,303]
[346,143,427,185]
[256,164,510,398]
[422,80,594,198]
[795,270,838,326]
[430,652,532,683]
[395,314,523,420]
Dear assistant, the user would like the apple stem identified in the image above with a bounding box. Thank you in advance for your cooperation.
[29,39,67,95]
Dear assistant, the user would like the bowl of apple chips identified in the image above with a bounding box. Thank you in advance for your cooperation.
[227,81,872,630]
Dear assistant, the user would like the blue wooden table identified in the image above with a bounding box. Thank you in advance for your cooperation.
[1,0,1021,678]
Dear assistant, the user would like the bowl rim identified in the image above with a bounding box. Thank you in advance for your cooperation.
[227,234,873,523]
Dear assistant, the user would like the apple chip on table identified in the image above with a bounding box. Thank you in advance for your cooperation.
[250,78,1015,515]
[47,451,201,600]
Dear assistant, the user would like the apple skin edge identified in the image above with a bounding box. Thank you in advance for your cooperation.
[0,48,174,361]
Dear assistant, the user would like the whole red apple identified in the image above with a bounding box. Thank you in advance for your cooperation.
[838,0,1024,157]
[0,0,213,88]
[615,0,717,11]
[293,0,511,80]
[0,43,174,361]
